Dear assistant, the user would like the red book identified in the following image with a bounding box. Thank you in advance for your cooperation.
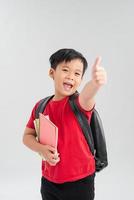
[39,113,58,149]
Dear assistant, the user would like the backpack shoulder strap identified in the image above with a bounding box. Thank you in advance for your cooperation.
[69,93,95,155]
[35,95,54,119]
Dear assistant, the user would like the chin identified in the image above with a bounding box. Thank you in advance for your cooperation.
[60,87,77,97]
[63,90,76,97]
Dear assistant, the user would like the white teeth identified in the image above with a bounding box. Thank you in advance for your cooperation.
[63,83,72,91]
[64,82,73,86]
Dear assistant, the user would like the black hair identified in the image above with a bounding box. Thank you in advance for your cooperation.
[49,48,88,76]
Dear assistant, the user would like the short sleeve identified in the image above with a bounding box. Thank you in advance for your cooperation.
[26,100,41,129]
[75,95,95,121]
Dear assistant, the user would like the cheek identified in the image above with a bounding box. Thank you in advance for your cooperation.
[55,72,65,80]
[75,78,82,87]
[54,72,63,81]
[54,75,64,86]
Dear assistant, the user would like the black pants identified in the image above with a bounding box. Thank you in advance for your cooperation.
[41,174,95,200]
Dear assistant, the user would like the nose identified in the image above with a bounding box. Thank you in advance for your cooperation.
[66,72,74,80]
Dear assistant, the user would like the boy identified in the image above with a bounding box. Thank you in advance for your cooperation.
[23,48,107,200]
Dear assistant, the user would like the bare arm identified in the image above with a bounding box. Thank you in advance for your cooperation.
[23,127,60,166]
[23,127,42,152]
[79,57,107,111]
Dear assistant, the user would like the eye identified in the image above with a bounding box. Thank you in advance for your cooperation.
[75,72,81,76]
[62,69,68,72]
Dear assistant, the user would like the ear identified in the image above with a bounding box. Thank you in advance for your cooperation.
[49,68,55,79]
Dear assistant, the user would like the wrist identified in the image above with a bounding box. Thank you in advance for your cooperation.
[38,143,45,154]
[90,80,101,90]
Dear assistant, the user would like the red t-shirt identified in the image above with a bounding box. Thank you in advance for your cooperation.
[26,95,95,183]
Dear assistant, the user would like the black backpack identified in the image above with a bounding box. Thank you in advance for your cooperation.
[35,92,108,172]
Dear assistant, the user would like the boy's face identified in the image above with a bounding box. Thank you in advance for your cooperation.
[49,59,84,100]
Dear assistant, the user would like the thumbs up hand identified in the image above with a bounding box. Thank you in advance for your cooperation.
[91,56,107,88]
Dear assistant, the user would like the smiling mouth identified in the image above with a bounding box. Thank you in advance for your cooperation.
[63,82,73,91]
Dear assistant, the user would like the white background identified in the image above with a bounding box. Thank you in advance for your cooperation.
[0,0,134,199]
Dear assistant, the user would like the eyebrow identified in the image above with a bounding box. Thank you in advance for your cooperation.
[62,66,82,73]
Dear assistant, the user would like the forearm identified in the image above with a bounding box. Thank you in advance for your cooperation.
[81,80,100,101]
[23,134,43,154]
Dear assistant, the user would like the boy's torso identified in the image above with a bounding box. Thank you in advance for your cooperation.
[40,95,95,183]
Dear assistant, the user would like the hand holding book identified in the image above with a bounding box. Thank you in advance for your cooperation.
[34,113,60,165]
[39,144,60,166]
